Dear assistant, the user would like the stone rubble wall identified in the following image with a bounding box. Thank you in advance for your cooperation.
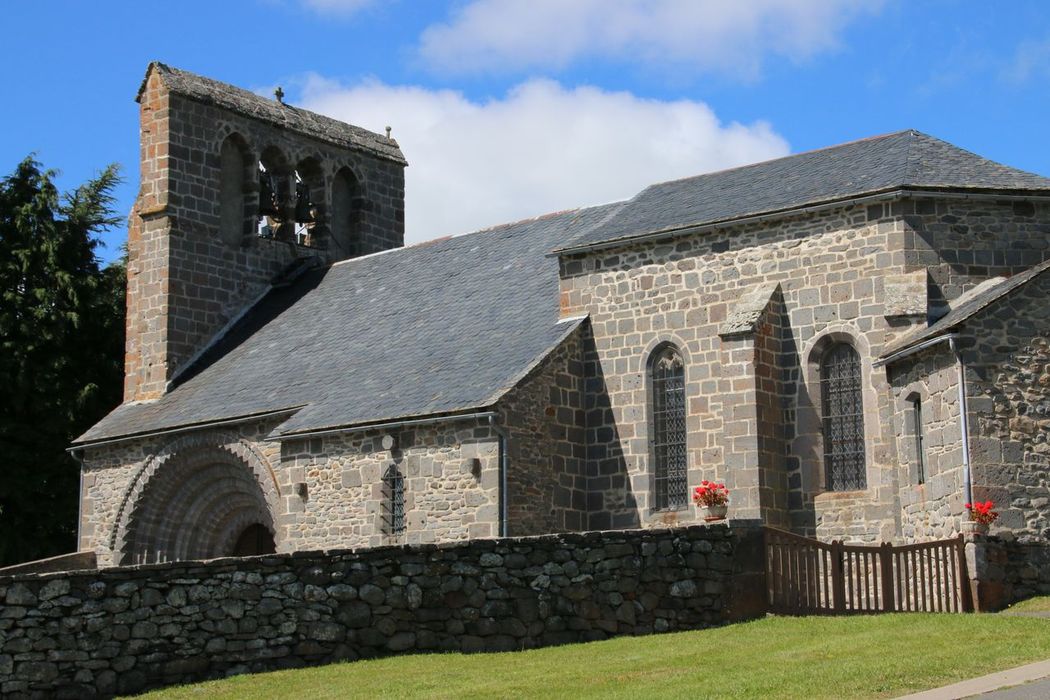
[963,269,1050,540]
[889,266,1050,545]
[0,523,764,698]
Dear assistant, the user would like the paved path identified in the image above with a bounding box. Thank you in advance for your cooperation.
[895,659,1050,700]
[974,677,1050,699]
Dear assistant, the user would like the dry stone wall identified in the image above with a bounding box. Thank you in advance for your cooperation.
[0,523,764,698]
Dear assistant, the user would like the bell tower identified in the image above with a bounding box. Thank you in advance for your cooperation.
[124,62,407,401]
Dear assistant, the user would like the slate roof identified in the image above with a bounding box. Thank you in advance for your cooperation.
[75,205,618,445]
[554,130,1050,254]
[140,63,406,165]
[879,258,1050,361]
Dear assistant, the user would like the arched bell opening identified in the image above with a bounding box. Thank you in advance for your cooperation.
[118,446,278,566]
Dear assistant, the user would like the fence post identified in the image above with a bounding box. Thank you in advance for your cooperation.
[879,541,895,612]
[830,540,846,613]
[957,534,975,613]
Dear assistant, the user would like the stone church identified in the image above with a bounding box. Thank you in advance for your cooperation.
[72,63,1050,569]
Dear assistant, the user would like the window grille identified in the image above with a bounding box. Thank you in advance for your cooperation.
[820,343,866,491]
[382,464,405,535]
[911,398,927,485]
[651,345,687,510]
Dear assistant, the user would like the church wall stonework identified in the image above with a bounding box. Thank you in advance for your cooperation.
[964,272,1050,542]
[79,416,504,566]
[559,197,1050,543]
[888,268,1050,547]
[280,418,501,551]
[887,349,967,541]
[499,325,589,536]
[78,418,287,568]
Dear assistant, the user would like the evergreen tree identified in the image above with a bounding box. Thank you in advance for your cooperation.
[0,157,125,566]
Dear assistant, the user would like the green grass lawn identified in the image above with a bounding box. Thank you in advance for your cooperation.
[1004,595,1050,613]
[139,613,1050,699]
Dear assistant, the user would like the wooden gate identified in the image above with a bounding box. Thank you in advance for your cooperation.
[765,528,973,614]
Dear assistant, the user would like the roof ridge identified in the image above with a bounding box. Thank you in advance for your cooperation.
[137,62,407,165]
[634,129,916,193]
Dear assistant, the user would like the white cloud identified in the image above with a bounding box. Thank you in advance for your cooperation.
[418,0,881,79]
[300,76,789,244]
[1003,37,1050,84]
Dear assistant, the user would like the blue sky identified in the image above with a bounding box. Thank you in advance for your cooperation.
[3,1,1049,263]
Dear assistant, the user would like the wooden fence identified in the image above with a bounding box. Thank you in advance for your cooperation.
[765,527,973,614]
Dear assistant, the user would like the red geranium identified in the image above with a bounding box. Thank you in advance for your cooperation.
[965,500,999,526]
[693,480,729,507]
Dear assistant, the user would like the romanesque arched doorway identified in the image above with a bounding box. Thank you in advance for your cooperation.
[114,436,280,565]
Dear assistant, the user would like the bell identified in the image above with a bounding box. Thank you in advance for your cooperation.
[295,182,316,224]
[259,172,281,218]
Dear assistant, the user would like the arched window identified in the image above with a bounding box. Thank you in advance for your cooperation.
[650,344,687,510]
[218,134,250,247]
[820,343,866,491]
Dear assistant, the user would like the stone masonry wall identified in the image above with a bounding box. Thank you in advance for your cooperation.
[903,199,1050,315]
[78,417,287,568]
[126,69,405,400]
[887,268,1050,545]
[960,269,1050,541]
[559,196,1050,543]
[281,418,501,551]
[80,416,503,567]
[499,325,589,536]
[887,349,966,541]
[0,524,764,698]
[561,202,905,542]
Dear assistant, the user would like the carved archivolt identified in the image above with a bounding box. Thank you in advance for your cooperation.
[110,431,280,565]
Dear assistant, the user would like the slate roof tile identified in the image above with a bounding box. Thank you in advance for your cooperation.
[554,130,1050,254]
[75,205,615,444]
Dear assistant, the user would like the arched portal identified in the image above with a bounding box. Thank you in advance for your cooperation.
[116,438,280,565]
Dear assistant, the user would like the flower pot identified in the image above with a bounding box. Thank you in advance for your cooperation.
[961,519,989,535]
[700,504,728,522]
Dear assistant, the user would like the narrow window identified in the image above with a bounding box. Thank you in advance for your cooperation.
[650,345,687,510]
[382,464,405,535]
[820,343,866,491]
[911,397,927,485]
